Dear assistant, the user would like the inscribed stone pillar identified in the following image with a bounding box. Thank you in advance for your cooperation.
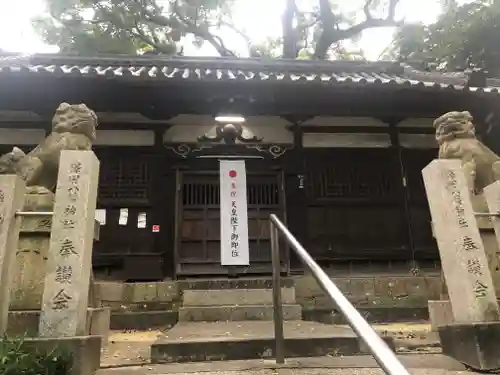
[422,159,499,323]
[0,175,26,335]
[471,193,500,297]
[433,195,500,299]
[483,182,500,274]
[9,201,53,310]
[39,151,99,337]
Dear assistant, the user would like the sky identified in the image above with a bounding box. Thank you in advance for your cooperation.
[0,0,444,60]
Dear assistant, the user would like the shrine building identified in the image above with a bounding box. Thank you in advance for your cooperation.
[1,54,500,281]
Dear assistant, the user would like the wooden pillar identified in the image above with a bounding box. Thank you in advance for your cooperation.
[387,119,417,264]
[286,124,308,270]
[152,129,172,278]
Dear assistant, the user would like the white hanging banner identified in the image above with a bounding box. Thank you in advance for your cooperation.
[220,160,250,266]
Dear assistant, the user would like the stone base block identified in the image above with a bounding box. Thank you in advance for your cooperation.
[428,300,454,331]
[438,322,500,371]
[86,307,111,344]
[7,308,110,343]
[6,310,40,336]
[14,335,101,375]
[178,304,302,322]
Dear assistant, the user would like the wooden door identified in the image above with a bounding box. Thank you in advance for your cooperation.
[175,170,286,276]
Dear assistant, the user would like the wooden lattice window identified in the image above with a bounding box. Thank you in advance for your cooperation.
[305,150,398,201]
[182,177,279,207]
[98,156,151,205]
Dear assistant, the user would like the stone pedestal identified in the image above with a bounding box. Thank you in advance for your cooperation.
[86,307,111,344]
[7,308,111,345]
[15,336,102,375]
[428,300,454,331]
[439,322,500,371]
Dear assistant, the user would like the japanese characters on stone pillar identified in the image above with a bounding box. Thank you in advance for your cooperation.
[484,181,500,266]
[423,159,499,323]
[39,151,99,337]
[0,175,26,335]
[10,211,53,310]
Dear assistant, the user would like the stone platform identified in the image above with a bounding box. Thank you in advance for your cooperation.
[150,320,395,363]
[91,274,442,330]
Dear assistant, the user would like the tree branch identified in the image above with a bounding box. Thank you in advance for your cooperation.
[171,1,235,56]
[223,22,251,46]
[132,21,172,53]
[313,0,403,59]
[297,15,320,31]
[141,1,236,56]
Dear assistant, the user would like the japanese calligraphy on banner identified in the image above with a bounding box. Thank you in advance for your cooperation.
[220,160,249,266]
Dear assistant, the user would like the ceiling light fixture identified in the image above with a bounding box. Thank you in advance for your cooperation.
[214,115,246,123]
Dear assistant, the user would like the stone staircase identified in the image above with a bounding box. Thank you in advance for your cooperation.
[152,279,396,363]
[179,287,302,322]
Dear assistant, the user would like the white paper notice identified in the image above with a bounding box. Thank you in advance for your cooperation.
[95,209,106,226]
[119,208,128,226]
[220,160,249,266]
[137,212,147,229]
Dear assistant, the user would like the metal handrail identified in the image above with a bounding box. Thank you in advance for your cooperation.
[269,214,410,375]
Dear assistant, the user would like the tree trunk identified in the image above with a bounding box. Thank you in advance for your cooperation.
[282,0,298,58]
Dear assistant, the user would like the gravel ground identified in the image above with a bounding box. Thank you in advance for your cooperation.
[98,368,483,375]
[97,354,473,375]
[98,323,474,375]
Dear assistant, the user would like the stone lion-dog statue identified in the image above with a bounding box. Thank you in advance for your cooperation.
[0,102,98,193]
[434,110,500,196]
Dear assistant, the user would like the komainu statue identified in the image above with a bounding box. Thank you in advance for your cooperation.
[0,102,98,193]
[434,111,500,195]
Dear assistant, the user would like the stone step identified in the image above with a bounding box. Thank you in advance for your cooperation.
[178,304,302,322]
[150,320,396,363]
[178,277,295,291]
[182,288,296,306]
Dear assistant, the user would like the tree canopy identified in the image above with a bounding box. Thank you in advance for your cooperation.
[390,0,500,74]
[33,0,404,59]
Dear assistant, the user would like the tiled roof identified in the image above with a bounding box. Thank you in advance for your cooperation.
[1,53,499,94]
